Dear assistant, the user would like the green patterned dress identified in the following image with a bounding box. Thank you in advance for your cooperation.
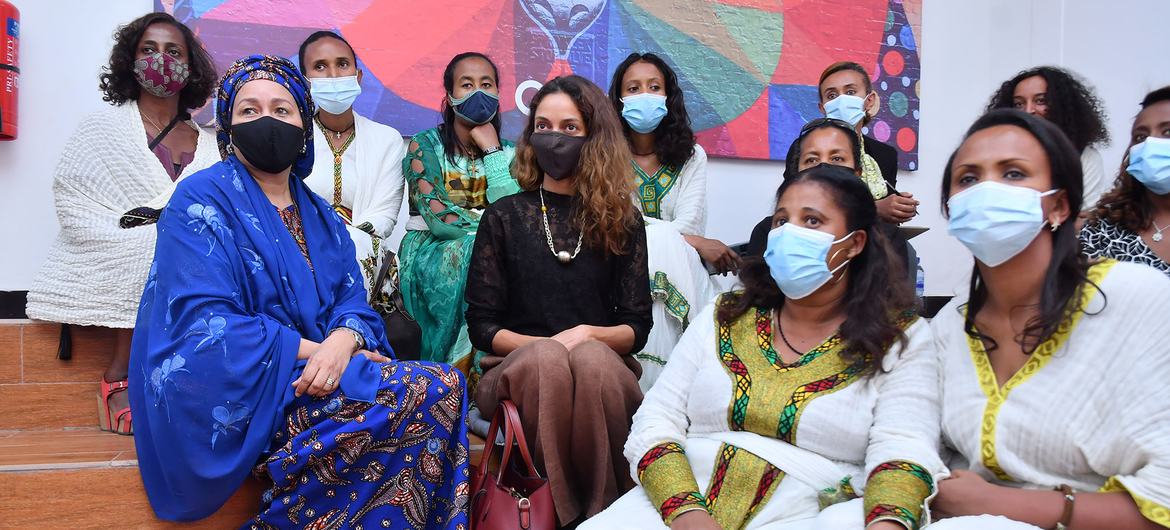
[399,127,519,383]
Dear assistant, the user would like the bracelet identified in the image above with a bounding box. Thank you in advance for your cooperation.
[330,327,364,351]
[1053,484,1075,530]
[482,145,502,156]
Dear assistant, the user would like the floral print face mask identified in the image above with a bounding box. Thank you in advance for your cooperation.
[133,51,190,98]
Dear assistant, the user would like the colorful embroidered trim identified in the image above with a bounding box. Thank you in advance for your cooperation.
[650,271,691,327]
[864,461,933,529]
[967,260,1115,481]
[637,441,705,524]
[716,301,864,441]
[635,162,680,219]
[1100,476,1170,527]
[703,442,784,530]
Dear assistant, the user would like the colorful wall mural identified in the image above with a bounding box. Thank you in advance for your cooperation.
[158,0,923,169]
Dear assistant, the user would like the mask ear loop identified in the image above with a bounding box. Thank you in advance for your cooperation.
[826,230,859,284]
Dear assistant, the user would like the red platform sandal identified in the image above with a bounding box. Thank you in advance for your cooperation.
[98,378,133,435]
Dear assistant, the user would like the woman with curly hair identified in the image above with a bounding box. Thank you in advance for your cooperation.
[582,164,941,530]
[987,66,1111,210]
[607,52,737,390]
[465,75,652,526]
[1080,87,1170,276]
[26,12,220,436]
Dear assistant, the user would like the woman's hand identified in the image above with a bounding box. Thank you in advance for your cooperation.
[670,510,721,530]
[469,122,501,153]
[684,235,742,274]
[356,349,392,363]
[932,469,996,519]
[292,329,358,397]
[551,325,596,351]
[876,193,919,224]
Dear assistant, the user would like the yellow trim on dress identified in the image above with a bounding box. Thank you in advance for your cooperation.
[966,260,1116,481]
[1100,476,1170,527]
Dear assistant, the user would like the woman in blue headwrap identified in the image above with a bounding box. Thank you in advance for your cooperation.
[128,55,470,529]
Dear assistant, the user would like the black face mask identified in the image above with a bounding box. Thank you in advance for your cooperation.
[530,132,586,181]
[231,116,304,174]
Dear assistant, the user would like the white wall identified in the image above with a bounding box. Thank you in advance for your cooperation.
[3,0,1170,297]
[0,0,152,290]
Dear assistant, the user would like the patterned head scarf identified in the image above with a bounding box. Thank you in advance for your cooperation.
[215,54,316,179]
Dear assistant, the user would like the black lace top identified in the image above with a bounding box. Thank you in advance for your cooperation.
[465,189,652,354]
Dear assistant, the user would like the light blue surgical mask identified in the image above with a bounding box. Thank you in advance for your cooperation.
[310,75,362,115]
[1126,137,1170,195]
[947,181,1058,267]
[764,224,855,299]
[621,93,668,133]
[823,94,868,127]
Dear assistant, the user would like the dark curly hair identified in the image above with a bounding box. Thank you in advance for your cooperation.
[607,52,696,171]
[99,12,216,113]
[718,163,913,370]
[941,109,1101,354]
[986,66,1109,152]
[1090,86,1170,233]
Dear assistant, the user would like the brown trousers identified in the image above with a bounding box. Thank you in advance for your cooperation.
[476,339,644,525]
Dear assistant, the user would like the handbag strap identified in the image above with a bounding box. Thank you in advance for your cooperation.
[371,249,396,295]
[496,400,540,479]
[473,398,515,487]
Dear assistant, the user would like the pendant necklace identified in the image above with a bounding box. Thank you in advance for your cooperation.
[539,187,583,264]
[1153,219,1167,243]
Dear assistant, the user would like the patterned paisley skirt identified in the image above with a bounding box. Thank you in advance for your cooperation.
[246,361,471,530]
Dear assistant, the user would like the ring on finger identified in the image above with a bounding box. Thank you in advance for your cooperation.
[325,377,335,388]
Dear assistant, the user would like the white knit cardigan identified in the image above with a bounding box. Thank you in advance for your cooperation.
[27,101,220,328]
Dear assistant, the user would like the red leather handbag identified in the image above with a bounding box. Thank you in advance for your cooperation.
[470,400,556,530]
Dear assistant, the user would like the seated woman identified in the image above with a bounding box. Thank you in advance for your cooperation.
[585,164,943,530]
[465,75,652,526]
[1081,86,1170,276]
[128,55,470,528]
[400,52,520,380]
[930,109,1170,530]
[986,66,1111,211]
[745,118,865,256]
[26,12,221,436]
[607,52,737,390]
[299,31,407,297]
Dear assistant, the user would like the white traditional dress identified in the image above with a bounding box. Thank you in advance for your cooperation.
[930,260,1170,529]
[306,112,406,300]
[27,101,219,328]
[583,296,945,530]
[636,144,718,391]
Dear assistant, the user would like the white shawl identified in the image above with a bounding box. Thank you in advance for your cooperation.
[27,101,220,328]
[308,112,406,257]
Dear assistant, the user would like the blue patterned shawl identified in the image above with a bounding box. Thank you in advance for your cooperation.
[128,56,386,522]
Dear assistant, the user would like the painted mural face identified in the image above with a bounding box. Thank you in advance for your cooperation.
[519,0,608,59]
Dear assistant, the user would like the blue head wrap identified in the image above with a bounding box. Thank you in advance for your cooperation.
[215,54,316,179]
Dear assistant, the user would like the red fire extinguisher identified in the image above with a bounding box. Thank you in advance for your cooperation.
[0,0,17,141]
